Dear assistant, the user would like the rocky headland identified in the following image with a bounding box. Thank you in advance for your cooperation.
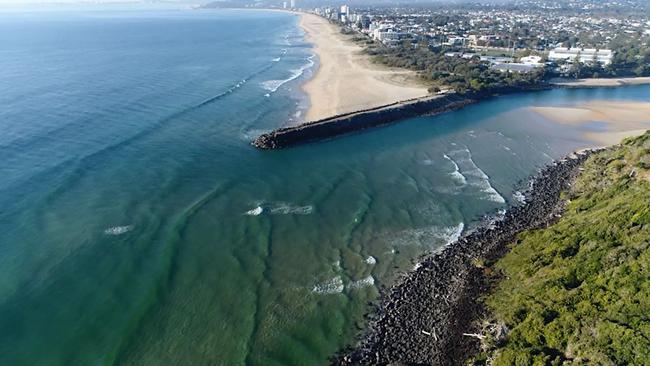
[334,148,598,365]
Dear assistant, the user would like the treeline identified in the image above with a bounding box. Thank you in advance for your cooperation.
[362,41,548,93]
[357,37,649,92]
[559,44,650,79]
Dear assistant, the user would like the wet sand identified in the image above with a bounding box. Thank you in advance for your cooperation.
[530,101,650,145]
[551,77,650,87]
[298,13,428,122]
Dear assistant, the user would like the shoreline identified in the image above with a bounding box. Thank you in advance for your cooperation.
[297,12,429,122]
[551,76,650,88]
[213,10,650,149]
[335,148,599,365]
[252,82,650,149]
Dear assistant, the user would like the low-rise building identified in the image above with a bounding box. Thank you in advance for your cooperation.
[520,55,543,65]
[493,63,537,73]
[548,47,613,65]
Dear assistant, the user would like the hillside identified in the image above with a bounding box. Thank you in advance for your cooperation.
[478,132,650,365]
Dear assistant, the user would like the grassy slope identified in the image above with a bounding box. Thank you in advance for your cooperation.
[482,132,650,365]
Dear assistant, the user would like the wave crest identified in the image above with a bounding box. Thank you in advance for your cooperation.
[312,276,344,294]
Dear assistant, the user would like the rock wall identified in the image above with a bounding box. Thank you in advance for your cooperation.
[252,93,476,149]
[251,85,552,149]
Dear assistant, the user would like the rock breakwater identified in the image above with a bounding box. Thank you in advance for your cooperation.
[253,85,552,149]
[252,93,475,149]
[335,149,598,366]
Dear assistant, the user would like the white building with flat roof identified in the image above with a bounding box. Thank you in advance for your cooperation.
[520,55,543,65]
[548,47,613,65]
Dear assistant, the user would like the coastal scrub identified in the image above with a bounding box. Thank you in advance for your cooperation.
[483,132,650,365]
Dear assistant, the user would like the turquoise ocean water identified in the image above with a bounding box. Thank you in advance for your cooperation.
[1,5,649,365]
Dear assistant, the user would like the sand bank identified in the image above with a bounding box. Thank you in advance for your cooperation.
[298,13,428,122]
[551,77,650,87]
[530,100,650,145]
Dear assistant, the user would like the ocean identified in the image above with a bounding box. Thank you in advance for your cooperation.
[1,5,649,365]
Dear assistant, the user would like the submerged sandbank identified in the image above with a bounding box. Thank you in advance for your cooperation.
[298,13,428,122]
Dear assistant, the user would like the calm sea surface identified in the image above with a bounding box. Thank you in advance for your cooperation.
[1,6,649,365]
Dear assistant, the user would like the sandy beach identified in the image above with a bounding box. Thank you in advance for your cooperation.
[298,13,429,122]
[551,77,650,87]
[530,101,650,145]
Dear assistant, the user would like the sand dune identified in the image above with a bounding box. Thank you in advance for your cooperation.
[299,13,429,122]
[531,101,650,145]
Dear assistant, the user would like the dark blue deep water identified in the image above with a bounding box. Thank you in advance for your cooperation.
[1,5,649,365]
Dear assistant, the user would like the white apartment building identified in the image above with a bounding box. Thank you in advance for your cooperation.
[548,47,613,65]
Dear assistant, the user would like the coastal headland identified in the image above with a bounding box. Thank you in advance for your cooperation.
[336,148,596,365]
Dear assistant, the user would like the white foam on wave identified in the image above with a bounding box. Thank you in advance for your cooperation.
[271,57,281,62]
[269,203,313,215]
[240,128,272,141]
[244,206,264,216]
[391,222,465,247]
[446,148,505,203]
[246,201,314,216]
[348,275,375,290]
[443,222,465,245]
[312,276,344,294]
[365,256,376,265]
[421,159,434,165]
[261,55,314,93]
[513,191,526,204]
[104,225,133,236]
[443,154,467,185]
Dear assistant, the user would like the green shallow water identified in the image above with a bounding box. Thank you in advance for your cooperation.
[1,5,649,365]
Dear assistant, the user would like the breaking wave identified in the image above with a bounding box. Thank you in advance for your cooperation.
[104,225,133,236]
[261,55,314,93]
[391,222,465,247]
[244,206,263,216]
[513,191,526,204]
[269,203,313,215]
[348,275,375,290]
[443,154,467,185]
[312,276,344,294]
[446,148,505,203]
[244,202,313,216]
[364,256,376,265]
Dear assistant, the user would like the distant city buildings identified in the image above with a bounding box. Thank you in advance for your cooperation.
[304,0,645,75]
[290,0,295,9]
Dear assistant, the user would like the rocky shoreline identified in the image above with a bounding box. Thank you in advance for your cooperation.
[334,149,599,365]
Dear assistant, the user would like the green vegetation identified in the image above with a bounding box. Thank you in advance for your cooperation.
[477,132,650,365]
[360,41,547,93]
